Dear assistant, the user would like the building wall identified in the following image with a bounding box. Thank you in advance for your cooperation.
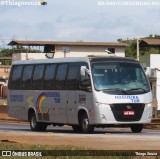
[0,65,10,97]
[54,45,125,58]
[150,54,160,112]
[12,45,125,61]
[150,54,160,69]
[0,65,10,80]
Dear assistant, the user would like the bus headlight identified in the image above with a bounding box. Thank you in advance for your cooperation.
[145,103,152,108]
[96,102,111,110]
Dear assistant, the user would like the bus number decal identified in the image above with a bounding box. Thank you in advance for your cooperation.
[78,94,86,104]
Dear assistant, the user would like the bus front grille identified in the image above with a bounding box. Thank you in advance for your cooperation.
[110,104,145,122]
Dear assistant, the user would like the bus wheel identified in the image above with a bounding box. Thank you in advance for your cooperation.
[79,113,94,134]
[131,124,143,133]
[29,113,47,132]
[72,125,81,133]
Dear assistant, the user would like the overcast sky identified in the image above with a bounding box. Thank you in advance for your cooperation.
[0,0,160,45]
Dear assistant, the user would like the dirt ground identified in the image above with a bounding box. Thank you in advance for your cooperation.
[0,129,160,150]
[0,106,10,119]
[0,106,160,150]
[0,105,17,121]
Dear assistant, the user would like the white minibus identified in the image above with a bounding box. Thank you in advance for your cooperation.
[7,56,153,133]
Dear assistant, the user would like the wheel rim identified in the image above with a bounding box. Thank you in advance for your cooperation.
[82,118,89,130]
[79,113,94,133]
[31,115,36,129]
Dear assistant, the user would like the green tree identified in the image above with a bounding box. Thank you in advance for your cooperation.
[0,46,40,57]
[125,41,137,58]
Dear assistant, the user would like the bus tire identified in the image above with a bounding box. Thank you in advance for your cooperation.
[72,125,81,133]
[131,124,143,133]
[29,112,47,132]
[79,113,94,134]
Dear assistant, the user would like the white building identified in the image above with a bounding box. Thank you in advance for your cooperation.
[8,40,127,61]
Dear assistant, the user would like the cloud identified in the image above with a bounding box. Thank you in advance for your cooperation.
[0,0,160,43]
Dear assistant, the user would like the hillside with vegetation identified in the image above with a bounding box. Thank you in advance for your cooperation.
[119,34,160,66]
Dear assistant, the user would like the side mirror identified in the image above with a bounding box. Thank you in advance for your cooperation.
[80,66,86,76]
[80,66,91,76]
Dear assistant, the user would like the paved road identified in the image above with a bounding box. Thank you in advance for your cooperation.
[0,122,160,150]
[0,122,160,137]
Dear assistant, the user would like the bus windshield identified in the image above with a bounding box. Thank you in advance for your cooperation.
[91,62,150,94]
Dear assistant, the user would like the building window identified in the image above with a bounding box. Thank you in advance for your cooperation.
[108,48,115,54]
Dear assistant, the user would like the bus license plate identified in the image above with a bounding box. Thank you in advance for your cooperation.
[124,111,134,116]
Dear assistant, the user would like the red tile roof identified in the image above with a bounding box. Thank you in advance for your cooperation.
[140,39,160,45]
[8,40,127,47]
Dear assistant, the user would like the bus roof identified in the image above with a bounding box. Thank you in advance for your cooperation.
[12,56,137,65]
[12,57,90,65]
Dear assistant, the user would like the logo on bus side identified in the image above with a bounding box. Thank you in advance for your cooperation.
[10,95,24,102]
[115,95,140,103]
[36,92,60,114]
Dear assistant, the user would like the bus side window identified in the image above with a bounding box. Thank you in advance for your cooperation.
[21,65,34,90]
[79,64,92,91]
[66,64,79,90]
[43,64,56,90]
[55,64,68,90]
[32,65,45,90]
[9,65,23,90]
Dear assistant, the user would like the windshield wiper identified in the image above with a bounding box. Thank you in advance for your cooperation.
[126,88,148,93]
[101,88,128,94]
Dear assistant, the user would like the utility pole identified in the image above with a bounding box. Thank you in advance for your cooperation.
[137,38,140,61]
[62,47,70,58]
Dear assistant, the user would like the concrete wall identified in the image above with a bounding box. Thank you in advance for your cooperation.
[12,53,46,61]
